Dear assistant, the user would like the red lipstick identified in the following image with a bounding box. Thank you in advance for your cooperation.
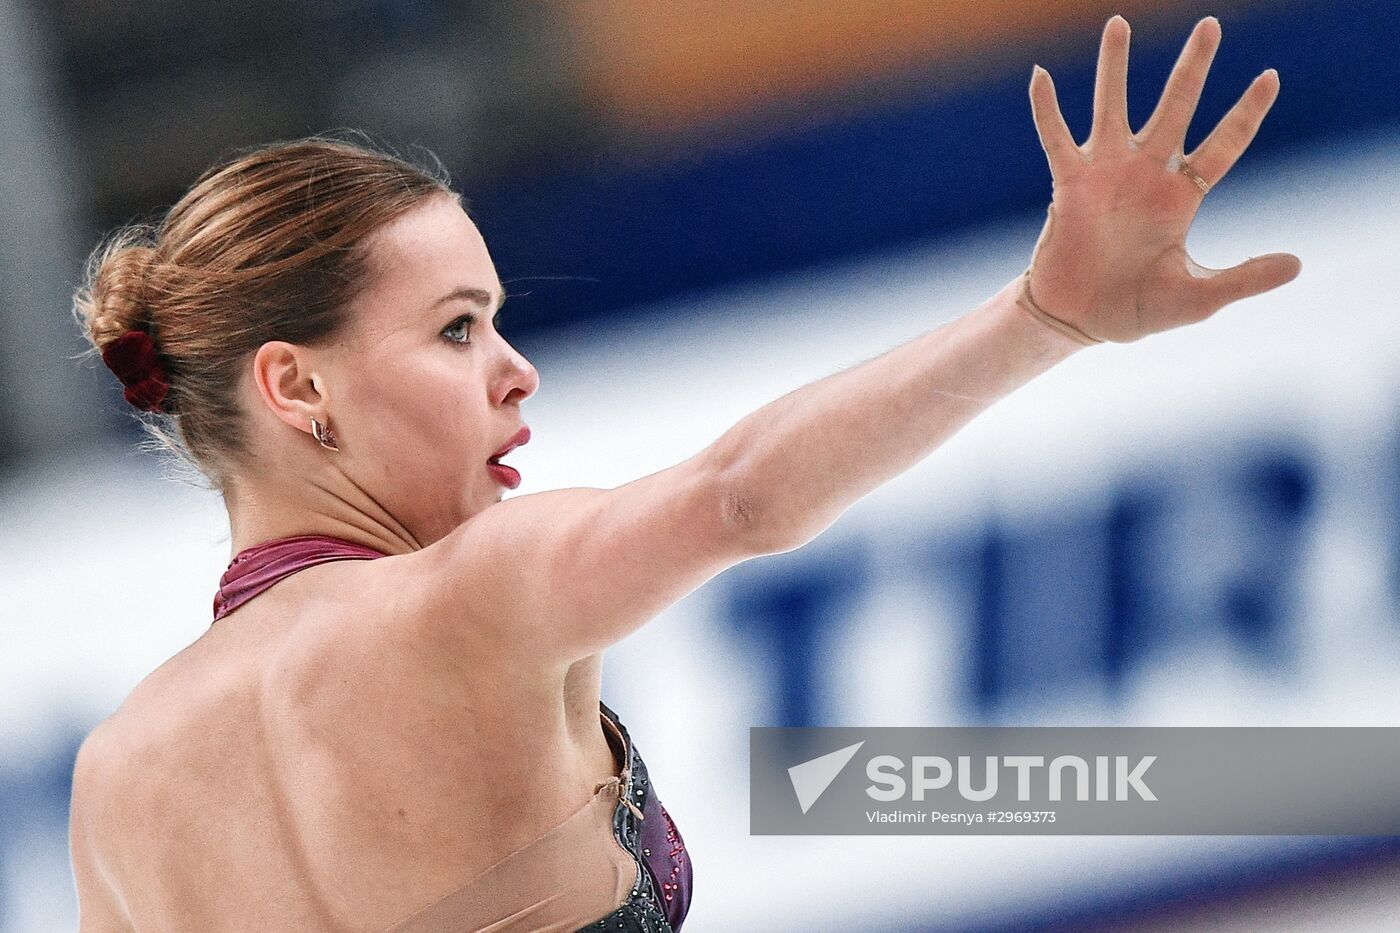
[487,425,530,489]
[491,425,531,459]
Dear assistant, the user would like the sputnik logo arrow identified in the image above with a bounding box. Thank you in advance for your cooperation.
[787,740,865,814]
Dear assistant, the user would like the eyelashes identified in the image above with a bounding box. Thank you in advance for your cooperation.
[442,310,505,346]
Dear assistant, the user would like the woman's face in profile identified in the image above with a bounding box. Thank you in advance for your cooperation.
[327,191,539,543]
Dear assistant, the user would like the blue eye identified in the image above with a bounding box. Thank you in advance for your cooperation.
[442,309,505,346]
[443,315,473,345]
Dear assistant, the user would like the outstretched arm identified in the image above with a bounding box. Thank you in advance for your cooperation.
[403,15,1300,669]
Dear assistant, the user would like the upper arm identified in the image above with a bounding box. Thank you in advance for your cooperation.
[401,450,764,667]
[69,730,135,932]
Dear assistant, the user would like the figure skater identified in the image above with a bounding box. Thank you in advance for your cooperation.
[66,14,1298,932]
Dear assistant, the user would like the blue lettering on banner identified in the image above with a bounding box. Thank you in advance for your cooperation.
[720,437,1336,724]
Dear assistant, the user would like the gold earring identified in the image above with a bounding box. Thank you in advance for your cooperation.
[310,415,339,451]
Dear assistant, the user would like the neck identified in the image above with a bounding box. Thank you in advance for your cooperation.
[224,472,423,559]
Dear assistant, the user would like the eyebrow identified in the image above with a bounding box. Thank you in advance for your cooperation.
[428,286,506,315]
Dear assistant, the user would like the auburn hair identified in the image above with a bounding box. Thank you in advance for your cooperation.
[72,131,457,493]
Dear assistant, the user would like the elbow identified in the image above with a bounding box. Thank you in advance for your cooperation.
[720,485,764,543]
[714,464,802,556]
[702,437,806,555]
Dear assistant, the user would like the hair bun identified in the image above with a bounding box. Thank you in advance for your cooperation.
[72,230,170,411]
[86,241,156,346]
[74,223,159,345]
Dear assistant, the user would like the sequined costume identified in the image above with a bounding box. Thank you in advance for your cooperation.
[212,534,692,931]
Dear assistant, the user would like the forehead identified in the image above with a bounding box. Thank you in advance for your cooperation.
[352,194,500,333]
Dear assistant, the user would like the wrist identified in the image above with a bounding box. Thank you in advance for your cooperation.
[980,273,1093,360]
[1015,268,1105,347]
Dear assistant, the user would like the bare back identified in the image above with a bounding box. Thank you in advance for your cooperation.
[86,557,623,932]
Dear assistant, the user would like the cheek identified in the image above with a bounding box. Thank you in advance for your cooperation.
[344,360,482,461]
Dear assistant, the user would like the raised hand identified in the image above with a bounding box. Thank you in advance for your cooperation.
[1021,15,1301,344]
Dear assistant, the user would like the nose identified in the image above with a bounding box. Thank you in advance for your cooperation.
[495,340,539,406]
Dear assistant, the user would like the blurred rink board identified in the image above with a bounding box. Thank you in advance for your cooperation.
[4,135,1400,931]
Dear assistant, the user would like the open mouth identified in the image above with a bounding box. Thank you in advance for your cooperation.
[487,425,529,490]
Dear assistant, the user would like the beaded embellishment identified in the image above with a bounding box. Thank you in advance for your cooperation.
[580,703,680,932]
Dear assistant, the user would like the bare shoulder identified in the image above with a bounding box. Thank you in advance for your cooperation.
[69,719,136,932]
[379,458,763,670]
[65,655,247,931]
[356,487,615,675]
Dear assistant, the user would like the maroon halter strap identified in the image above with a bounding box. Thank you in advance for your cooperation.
[212,533,388,623]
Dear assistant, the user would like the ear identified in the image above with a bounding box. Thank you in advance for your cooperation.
[251,340,329,434]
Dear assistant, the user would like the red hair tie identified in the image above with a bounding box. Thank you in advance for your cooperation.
[101,329,171,413]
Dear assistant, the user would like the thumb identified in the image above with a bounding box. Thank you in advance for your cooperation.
[1195,252,1302,314]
